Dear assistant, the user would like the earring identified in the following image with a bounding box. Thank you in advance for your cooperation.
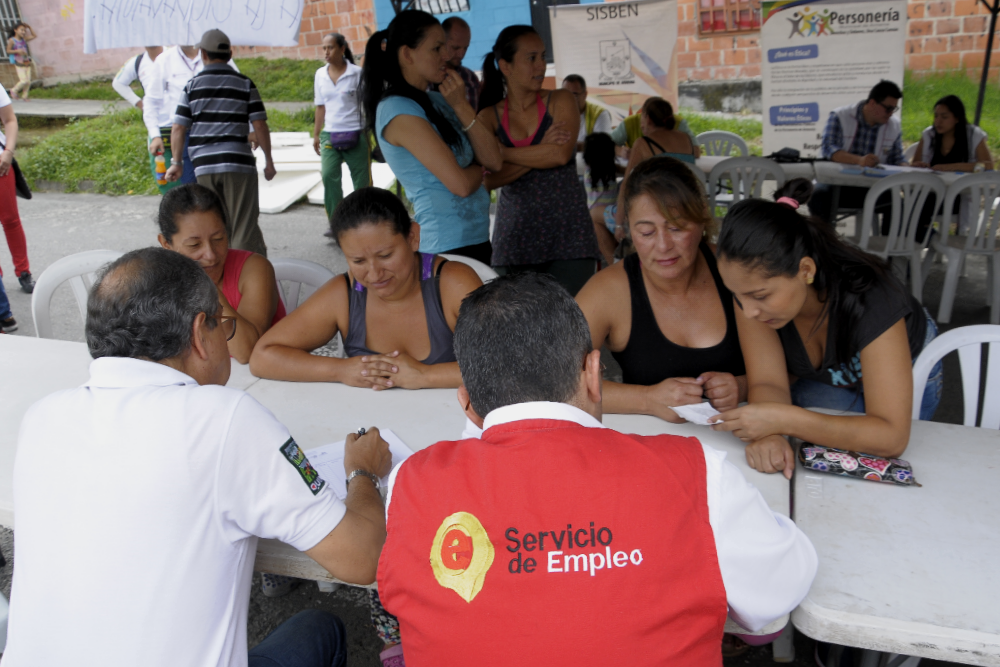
[806,276,814,285]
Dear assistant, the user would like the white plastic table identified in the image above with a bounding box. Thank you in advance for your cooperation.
[696,155,816,180]
[791,423,1000,665]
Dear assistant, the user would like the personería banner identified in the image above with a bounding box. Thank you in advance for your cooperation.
[549,0,678,123]
[83,0,304,53]
[760,0,906,156]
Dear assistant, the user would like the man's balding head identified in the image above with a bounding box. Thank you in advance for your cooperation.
[87,247,220,363]
[442,16,471,69]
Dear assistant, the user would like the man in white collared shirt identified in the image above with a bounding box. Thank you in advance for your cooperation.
[142,45,241,190]
[377,272,817,666]
[4,248,390,667]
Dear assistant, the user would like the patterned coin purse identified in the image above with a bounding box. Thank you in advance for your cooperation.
[798,444,920,487]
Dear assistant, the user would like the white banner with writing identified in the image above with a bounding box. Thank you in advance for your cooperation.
[760,0,906,156]
[549,0,678,123]
[83,0,304,53]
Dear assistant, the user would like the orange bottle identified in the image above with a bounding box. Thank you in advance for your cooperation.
[155,155,167,185]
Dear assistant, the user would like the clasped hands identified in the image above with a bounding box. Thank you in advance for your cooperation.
[651,371,740,423]
[345,350,426,390]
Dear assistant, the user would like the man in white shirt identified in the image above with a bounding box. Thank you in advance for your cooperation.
[3,247,391,667]
[111,46,162,111]
[143,45,240,190]
[378,272,817,665]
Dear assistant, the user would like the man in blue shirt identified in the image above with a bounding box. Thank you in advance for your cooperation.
[810,80,904,226]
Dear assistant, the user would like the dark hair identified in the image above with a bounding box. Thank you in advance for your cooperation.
[583,132,616,192]
[157,184,227,243]
[717,178,895,368]
[9,23,25,39]
[868,80,903,104]
[203,50,229,61]
[329,186,412,242]
[360,11,461,148]
[643,98,676,131]
[478,25,539,111]
[325,32,355,63]
[454,272,593,417]
[86,248,219,361]
[621,156,712,236]
[932,94,970,161]
[442,16,470,35]
[562,73,586,88]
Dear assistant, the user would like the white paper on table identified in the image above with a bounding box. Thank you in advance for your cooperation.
[305,429,413,500]
[669,402,722,426]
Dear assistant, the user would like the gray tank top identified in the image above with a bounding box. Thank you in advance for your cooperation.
[343,253,456,364]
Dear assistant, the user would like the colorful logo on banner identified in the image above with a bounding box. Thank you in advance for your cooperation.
[430,512,495,603]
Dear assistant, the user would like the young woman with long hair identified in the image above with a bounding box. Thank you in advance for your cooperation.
[358,10,502,264]
[476,25,599,295]
[710,179,943,478]
[314,32,369,233]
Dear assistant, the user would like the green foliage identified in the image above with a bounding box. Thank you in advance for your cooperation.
[232,57,320,102]
[682,112,764,155]
[30,80,137,101]
[267,108,315,133]
[19,108,158,195]
[901,71,1000,155]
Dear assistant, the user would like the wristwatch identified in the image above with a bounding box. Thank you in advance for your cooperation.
[346,468,381,491]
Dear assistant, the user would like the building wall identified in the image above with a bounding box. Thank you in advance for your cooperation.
[20,0,1000,84]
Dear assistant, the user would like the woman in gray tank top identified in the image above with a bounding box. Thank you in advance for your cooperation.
[250,187,483,389]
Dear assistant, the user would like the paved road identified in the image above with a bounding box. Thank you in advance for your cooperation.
[0,193,981,665]
[11,98,312,118]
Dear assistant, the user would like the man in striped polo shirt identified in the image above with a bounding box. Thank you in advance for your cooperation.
[166,29,275,257]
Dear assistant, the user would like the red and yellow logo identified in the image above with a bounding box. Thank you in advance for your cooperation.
[429,511,494,603]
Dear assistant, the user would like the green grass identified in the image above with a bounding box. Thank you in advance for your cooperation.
[19,108,157,194]
[29,57,319,103]
[682,112,764,155]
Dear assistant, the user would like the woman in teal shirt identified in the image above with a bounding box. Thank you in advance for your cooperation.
[360,10,502,264]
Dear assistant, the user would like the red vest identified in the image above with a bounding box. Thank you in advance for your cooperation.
[378,419,727,667]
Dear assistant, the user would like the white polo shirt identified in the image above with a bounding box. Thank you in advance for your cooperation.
[142,47,240,138]
[314,62,363,133]
[387,401,818,632]
[112,51,159,108]
[0,87,10,148]
[3,357,345,667]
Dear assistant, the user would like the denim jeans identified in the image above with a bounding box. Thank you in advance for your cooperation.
[248,610,346,667]
[0,277,11,320]
[180,135,196,185]
[790,310,943,421]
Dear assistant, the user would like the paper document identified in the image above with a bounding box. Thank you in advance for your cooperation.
[305,429,414,500]
[670,402,722,426]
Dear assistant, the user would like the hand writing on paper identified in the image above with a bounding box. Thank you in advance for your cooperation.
[344,427,393,478]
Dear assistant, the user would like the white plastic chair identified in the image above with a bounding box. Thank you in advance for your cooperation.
[31,249,123,340]
[697,131,749,158]
[439,254,499,283]
[921,173,1000,324]
[854,172,945,301]
[708,157,786,210]
[270,257,335,313]
[912,324,1000,427]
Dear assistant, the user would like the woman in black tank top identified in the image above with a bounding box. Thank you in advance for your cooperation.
[576,157,776,424]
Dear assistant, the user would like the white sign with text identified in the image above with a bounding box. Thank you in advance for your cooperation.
[760,0,906,156]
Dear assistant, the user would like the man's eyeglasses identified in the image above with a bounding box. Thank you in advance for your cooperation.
[878,101,898,115]
[212,316,237,341]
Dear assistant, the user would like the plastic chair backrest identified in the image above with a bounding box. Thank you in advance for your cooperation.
[270,257,335,313]
[903,143,918,164]
[857,172,945,253]
[939,172,1000,253]
[912,324,1000,427]
[31,249,123,340]
[439,254,499,283]
[708,157,786,209]
[697,131,749,158]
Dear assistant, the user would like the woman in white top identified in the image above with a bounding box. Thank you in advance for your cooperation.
[314,33,370,234]
[911,94,992,171]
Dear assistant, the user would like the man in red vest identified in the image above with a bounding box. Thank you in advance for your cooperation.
[378,273,817,666]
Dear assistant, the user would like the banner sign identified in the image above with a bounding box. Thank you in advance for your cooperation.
[83,0,304,53]
[549,0,678,123]
[760,0,906,156]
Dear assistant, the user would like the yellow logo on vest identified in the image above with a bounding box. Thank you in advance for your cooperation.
[430,511,494,603]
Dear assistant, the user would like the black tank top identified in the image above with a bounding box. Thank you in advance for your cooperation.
[611,243,746,386]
